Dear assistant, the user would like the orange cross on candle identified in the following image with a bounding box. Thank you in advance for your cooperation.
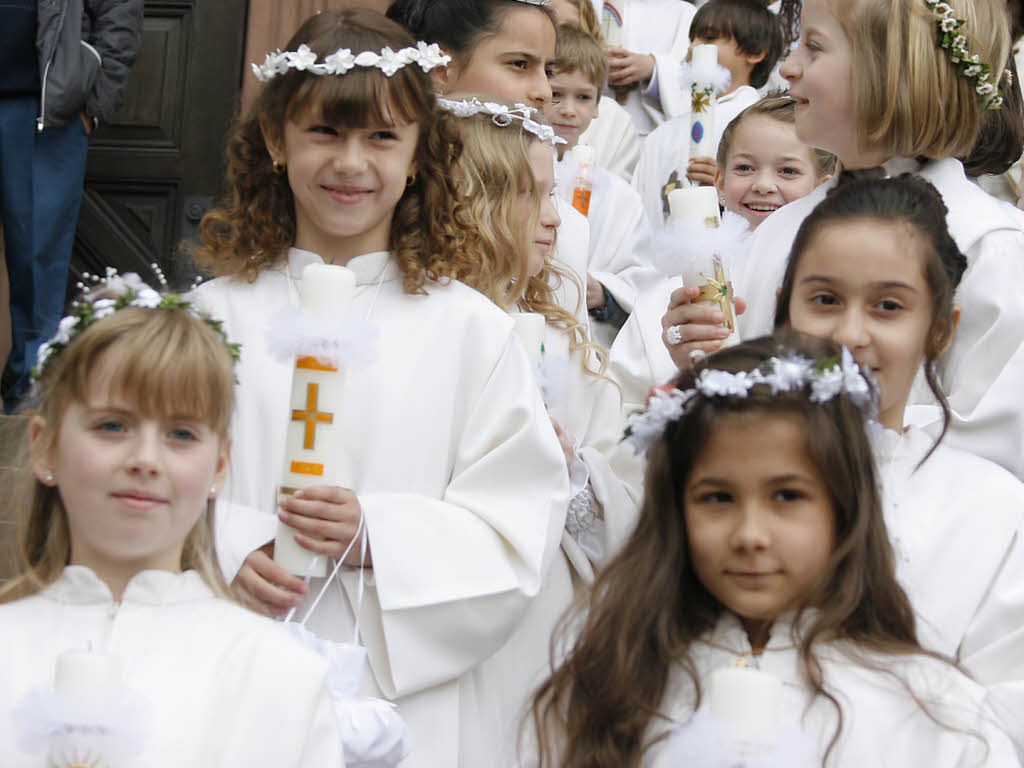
[292,382,334,449]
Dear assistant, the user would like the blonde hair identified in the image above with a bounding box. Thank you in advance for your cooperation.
[554,23,608,88]
[451,104,608,377]
[556,0,602,39]
[0,307,235,603]
[830,0,1011,159]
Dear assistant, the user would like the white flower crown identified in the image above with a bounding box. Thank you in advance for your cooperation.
[32,268,239,383]
[252,41,451,82]
[624,348,875,454]
[436,97,566,144]
[925,0,1004,111]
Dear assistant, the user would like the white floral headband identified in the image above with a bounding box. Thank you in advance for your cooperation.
[623,348,875,454]
[32,268,240,382]
[436,97,566,144]
[252,41,451,82]
[925,0,1004,111]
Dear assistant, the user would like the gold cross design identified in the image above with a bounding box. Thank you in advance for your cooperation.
[695,261,735,332]
[292,382,334,450]
[692,87,712,114]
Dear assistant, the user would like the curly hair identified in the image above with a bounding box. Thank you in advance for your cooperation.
[192,9,477,295]
[450,104,608,376]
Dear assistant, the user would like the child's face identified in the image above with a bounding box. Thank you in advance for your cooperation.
[786,219,935,432]
[778,0,859,164]
[34,351,228,577]
[443,6,556,109]
[716,114,820,229]
[521,140,562,277]
[267,106,419,261]
[544,70,600,150]
[687,35,763,91]
[685,412,836,643]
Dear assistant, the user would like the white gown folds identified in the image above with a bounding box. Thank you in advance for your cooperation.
[0,567,345,768]
[551,196,593,330]
[645,613,1021,768]
[736,157,1024,479]
[555,153,657,347]
[875,426,1024,756]
[607,275,681,411]
[632,85,761,229]
[194,249,570,768]
[577,96,641,182]
[589,0,697,136]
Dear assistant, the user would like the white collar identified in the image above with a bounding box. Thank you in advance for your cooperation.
[41,565,213,606]
[286,247,399,287]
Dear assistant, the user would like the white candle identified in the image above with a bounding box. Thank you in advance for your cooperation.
[275,263,357,576]
[688,44,719,164]
[55,650,121,708]
[513,312,546,373]
[707,666,784,748]
[668,187,740,347]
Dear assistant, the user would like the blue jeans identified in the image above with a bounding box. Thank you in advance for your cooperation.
[0,96,89,411]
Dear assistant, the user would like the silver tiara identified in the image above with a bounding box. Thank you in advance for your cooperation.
[436,97,566,144]
[624,348,875,454]
[252,41,451,82]
[515,0,550,5]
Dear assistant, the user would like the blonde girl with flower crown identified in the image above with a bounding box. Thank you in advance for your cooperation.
[659,0,1024,481]
[0,284,345,767]
[192,9,570,768]
[527,333,1020,768]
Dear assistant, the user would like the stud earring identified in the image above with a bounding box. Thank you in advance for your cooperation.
[209,484,218,496]
[406,174,416,187]
[272,160,286,175]
[718,197,727,207]
[42,469,54,484]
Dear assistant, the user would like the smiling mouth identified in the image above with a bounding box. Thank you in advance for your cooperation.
[743,202,781,217]
[323,185,373,204]
[112,491,168,510]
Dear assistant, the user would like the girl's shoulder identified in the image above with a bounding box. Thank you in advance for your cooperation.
[922,158,1024,248]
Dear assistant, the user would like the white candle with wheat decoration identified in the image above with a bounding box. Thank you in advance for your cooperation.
[687,44,720,165]
[707,658,785,754]
[668,186,740,347]
[275,263,356,577]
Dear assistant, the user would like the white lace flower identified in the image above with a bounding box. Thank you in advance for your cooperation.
[36,342,53,369]
[977,81,995,95]
[952,35,966,49]
[697,368,756,397]
[91,299,117,319]
[964,64,981,77]
[376,47,405,76]
[767,354,811,393]
[939,17,958,31]
[323,48,355,75]
[839,347,872,406]
[286,44,320,72]
[52,315,80,345]
[809,365,843,404]
[353,50,381,68]
[415,41,450,72]
[130,288,162,309]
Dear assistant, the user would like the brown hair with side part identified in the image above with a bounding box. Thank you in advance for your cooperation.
[529,332,932,768]
[553,23,608,88]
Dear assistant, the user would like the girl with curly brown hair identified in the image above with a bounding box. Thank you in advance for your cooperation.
[190,10,571,767]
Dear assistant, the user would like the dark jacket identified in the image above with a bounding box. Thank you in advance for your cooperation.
[36,0,144,130]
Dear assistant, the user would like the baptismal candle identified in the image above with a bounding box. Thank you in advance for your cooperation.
[668,187,739,347]
[275,263,356,577]
[513,312,546,373]
[707,665,784,748]
[55,650,121,709]
[571,145,595,217]
[688,44,719,163]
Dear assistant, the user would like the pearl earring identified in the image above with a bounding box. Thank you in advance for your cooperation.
[42,469,54,484]
[209,485,218,496]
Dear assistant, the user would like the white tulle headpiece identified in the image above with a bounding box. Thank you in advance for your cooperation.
[252,41,451,82]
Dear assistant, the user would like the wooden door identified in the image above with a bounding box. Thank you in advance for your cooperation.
[71,0,248,292]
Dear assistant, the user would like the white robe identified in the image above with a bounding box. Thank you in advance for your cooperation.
[193,249,570,768]
[577,96,641,183]
[875,426,1024,756]
[590,0,697,136]
[551,196,592,329]
[632,85,761,229]
[643,613,1021,768]
[554,154,657,348]
[0,567,345,768]
[607,274,681,411]
[736,157,1024,479]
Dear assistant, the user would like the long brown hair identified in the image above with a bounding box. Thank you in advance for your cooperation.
[529,333,923,767]
[192,9,476,295]
[0,307,236,603]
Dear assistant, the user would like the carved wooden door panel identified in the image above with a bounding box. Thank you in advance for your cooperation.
[71,0,247,292]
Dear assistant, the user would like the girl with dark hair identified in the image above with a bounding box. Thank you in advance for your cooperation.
[774,175,1024,754]
[528,333,1019,768]
[192,10,570,767]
